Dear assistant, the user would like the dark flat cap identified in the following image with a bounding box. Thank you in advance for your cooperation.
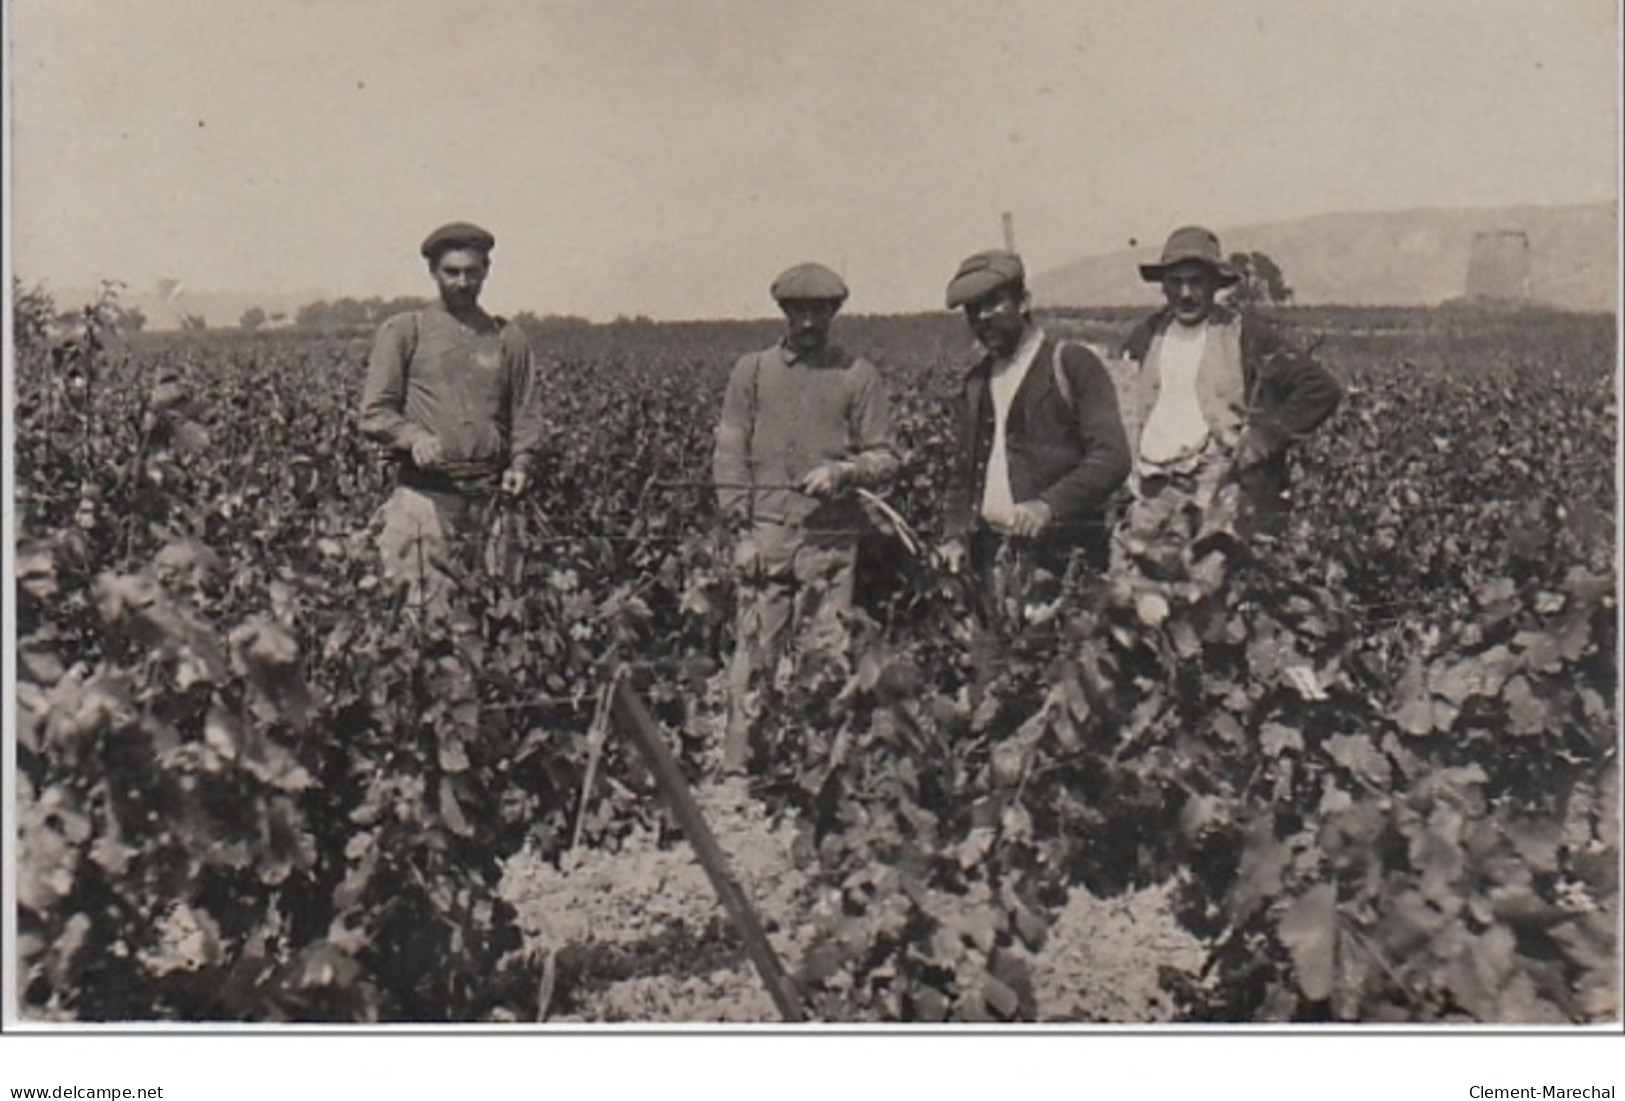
[771,262,849,302]
[945,250,1024,308]
[420,222,496,260]
[1138,225,1239,285]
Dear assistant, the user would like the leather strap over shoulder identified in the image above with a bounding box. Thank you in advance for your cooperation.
[1050,340,1075,413]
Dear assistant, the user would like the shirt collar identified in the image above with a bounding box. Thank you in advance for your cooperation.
[427,299,493,328]
[1158,304,1235,333]
[990,324,1045,375]
[779,340,843,368]
[1162,318,1209,341]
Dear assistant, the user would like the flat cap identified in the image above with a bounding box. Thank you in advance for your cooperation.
[945,250,1025,308]
[770,262,849,303]
[1138,225,1239,285]
[420,221,496,260]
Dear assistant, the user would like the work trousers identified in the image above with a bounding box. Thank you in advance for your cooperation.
[374,484,520,620]
[724,521,856,772]
[1129,457,1287,543]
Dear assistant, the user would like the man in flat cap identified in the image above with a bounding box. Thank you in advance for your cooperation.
[940,250,1131,611]
[360,221,546,617]
[1120,226,1341,531]
[712,262,900,777]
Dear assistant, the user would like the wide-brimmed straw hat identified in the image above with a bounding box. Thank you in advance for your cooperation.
[1138,226,1240,286]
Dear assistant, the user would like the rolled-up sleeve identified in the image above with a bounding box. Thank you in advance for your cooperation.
[1244,317,1342,450]
[504,327,546,469]
[360,314,430,453]
[847,359,901,488]
[712,354,756,519]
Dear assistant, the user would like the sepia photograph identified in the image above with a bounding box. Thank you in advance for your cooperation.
[3,0,1620,1092]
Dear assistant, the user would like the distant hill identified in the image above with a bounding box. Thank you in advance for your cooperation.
[1033,201,1617,312]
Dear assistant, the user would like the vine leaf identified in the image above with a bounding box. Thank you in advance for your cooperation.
[1323,733,1391,788]
[1277,883,1338,1003]
[1500,676,1548,736]
[1260,722,1303,757]
[982,972,1021,1019]
[230,617,316,728]
[1228,817,1290,922]
[440,778,474,838]
[1135,591,1170,629]
[1443,924,1517,1020]
[1434,646,1515,704]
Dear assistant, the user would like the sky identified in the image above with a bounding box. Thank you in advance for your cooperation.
[6,0,1619,320]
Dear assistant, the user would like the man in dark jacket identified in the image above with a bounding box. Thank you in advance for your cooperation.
[939,250,1132,603]
[1120,226,1341,529]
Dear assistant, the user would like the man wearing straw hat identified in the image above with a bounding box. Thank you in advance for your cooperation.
[939,249,1132,609]
[712,262,900,777]
[1120,225,1341,530]
[360,221,546,618]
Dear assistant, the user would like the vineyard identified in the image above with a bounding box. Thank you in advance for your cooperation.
[11,291,1619,1024]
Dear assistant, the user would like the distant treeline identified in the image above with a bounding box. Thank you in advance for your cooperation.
[216,296,1603,353]
[109,301,1607,384]
[252,296,624,333]
[255,297,432,330]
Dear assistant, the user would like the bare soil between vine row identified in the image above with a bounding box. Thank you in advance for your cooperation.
[500,781,1205,1023]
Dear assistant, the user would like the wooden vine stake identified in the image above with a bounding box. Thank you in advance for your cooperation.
[607,671,806,1022]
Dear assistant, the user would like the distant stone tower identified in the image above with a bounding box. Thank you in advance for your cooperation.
[1466,230,1532,302]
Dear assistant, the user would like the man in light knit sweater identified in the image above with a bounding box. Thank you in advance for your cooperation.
[712,262,900,775]
[940,250,1132,603]
[1121,226,1341,531]
[360,222,545,618]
